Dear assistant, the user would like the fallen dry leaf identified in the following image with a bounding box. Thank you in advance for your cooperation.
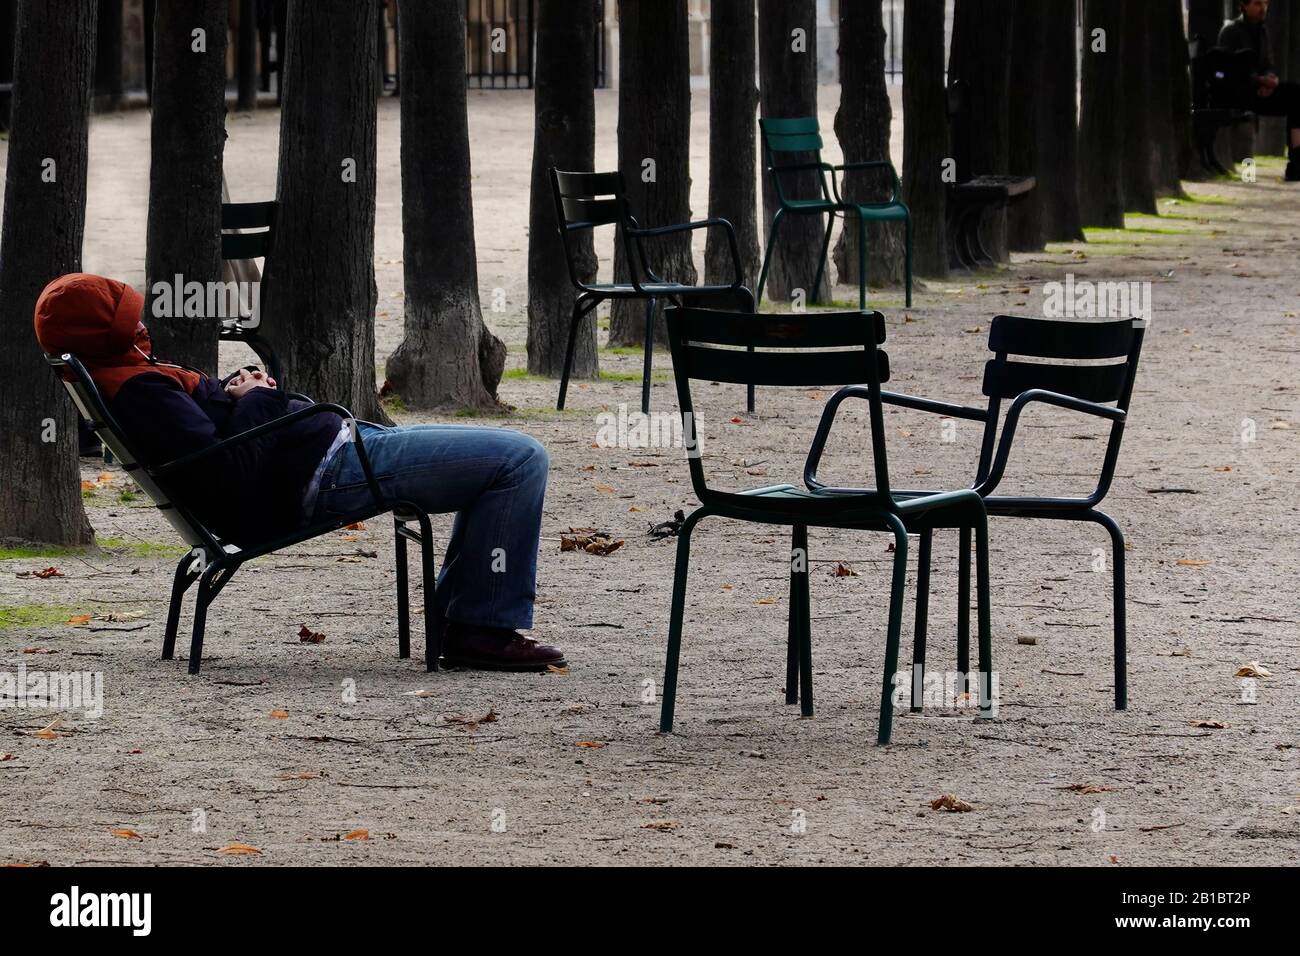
[110,828,143,841]
[560,528,624,556]
[641,820,679,831]
[1175,559,1210,568]
[593,483,617,494]
[1189,719,1226,729]
[343,829,370,841]
[546,664,570,675]
[217,842,263,855]
[297,624,326,644]
[32,567,64,579]
[575,740,607,749]
[755,597,778,605]
[1063,783,1114,794]
[1234,661,1272,679]
[832,562,858,577]
[31,718,62,739]
[65,614,91,626]
[930,794,975,812]
[443,708,498,730]
[343,521,366,531]
[340,534,359,543]
[269,710,290,719]
[0,753,15,761]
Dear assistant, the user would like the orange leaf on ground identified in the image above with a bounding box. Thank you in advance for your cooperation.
[1175,559,1210,567]
[269,710,289,719]
[66,615,91,625]
[930,794,975,812]
[344,521,366,531]
[218,843,263,855]
[110,828,143,841]
[343,829,370,841]
[33,567,64,579]
[575,740,607,749]
[31,719,62,739]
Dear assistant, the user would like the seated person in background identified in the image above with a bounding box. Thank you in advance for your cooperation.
[1219,0,1300,181]
[34,273,564,671]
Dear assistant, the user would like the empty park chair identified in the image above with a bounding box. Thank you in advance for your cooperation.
[45,352,443,675]
[757,117,912,311]
[659,306,993,746]
[806,314,1146,711]
[549,168,754,415]
[945,81,1035,270]
[219,199,282,385]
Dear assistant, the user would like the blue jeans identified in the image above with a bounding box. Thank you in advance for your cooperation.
[310,423,549,630]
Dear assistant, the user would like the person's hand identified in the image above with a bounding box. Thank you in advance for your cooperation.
[1258,73,1280,96]
[224,368,277,399]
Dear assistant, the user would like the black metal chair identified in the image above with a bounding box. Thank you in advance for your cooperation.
[550,169,755,415]
[659,306,994,746]
[806,315,1146,711]
[219,200,282,385]
[45,352,443,675]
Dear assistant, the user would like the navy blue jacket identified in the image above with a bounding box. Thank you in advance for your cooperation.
[110,373,342,546]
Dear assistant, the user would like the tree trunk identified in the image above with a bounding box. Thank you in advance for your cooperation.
[0,3,15,132]
[0,0,97,547]
[1007,0,1047,252]
[93,0,123,112]
[1079,0,1127,227]
[901,0,948,278]
[237,0,258,111]
[1148,0,1189,196]
[948,0,1014,261]
[609,0,694,347]
[706,0,761,291]
[383,0,504,409]
[1188,0,1228,48]
[1038,0,1085,242]
[527,0,597,378]
[833,0,904,287]
[1260,0,1291,155]
[1164,0,1195,182]
[144,0,227,376]
[1119,0,1158,214]
[758,0,828,305]
[261,0,387,421]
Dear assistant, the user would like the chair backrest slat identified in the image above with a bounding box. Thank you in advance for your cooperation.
[982,359,1129,404]
[763,131,824,153]
[553,169,623,199]
[759,118,830,207]
[988,315,1135,360]
[221,231,271,260]
[679,346,888,388]
[559,196,622,228]
[221,200,276,230]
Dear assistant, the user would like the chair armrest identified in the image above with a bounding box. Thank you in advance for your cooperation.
[975,389,1127,497]
[830,160,902,205]
[804,385,883,493]
[151,402,386,511]
[629,218,746,291]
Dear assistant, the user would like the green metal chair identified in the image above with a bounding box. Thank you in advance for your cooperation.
[805,315,1147,711]
[756,117,912,312]
[659,306,993,745]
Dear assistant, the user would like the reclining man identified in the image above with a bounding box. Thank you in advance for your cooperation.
[35,273,565,671]
[1220,0,1300,181]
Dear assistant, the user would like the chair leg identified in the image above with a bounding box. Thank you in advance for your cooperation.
[640,296,657,415]
[785,528,801,706]
[877,516,909,745]
[395,518,411,659]
[792,525,813,716]
[414,512,442,672]
[856,214,868,311]
[556,296,596,411]
[1090,510,1128,711]
[812,212,835,306]
[973,514,994,718]
[957,525,971,693]
[736,286,757,413]
[755,209,784,310]
[187,563,222,676]
[911,529,932,712]
[162,552,200,661]
[659,509,704,733]
[904,213,914,308]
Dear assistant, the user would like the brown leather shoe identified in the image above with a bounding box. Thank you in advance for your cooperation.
[440,622,567,672]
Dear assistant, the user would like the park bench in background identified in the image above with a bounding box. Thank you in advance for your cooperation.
[757,117,913,311]
[219,199,282,385]
[806,314,1146,712]
[659,306,993,746]
[1189,42,1256,176]
[946,80,1035,271]
[46,352,443,675]
[549,168,754,415]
